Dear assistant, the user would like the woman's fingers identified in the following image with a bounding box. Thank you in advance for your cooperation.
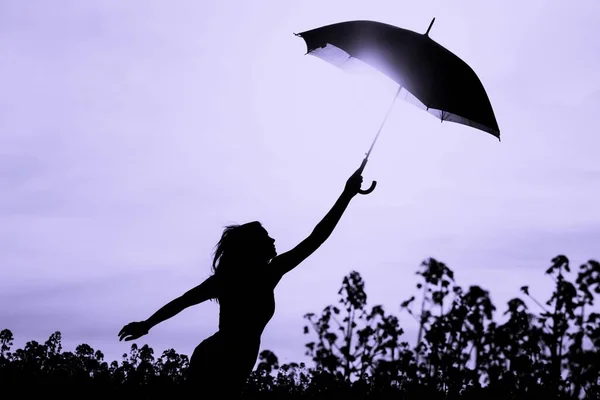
[119,333,134,341]
[118,323,131,338]
[118,326,133,341]
[118,322,147,342]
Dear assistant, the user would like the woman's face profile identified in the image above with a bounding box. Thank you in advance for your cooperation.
[246,224,276,262]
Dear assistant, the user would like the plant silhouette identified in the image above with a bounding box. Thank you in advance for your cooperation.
[2,255,598,398]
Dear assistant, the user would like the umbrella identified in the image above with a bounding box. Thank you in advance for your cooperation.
[295,18,500,194]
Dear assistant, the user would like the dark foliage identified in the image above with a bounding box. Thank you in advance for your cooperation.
[1,255,598,398]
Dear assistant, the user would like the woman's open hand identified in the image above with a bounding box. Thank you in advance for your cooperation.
[118,321,150,342]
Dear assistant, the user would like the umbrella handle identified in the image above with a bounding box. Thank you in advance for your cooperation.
[356,156,377,195]
[358,180,377,195]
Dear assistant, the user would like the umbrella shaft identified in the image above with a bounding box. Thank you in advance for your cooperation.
[365,86,402,160]
[365,85,403,160]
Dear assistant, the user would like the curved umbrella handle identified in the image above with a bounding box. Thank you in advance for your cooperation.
[356,157,377,195]
[358,180,377,195]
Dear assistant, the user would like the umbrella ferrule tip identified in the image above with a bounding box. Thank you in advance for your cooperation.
[425,17,436,36]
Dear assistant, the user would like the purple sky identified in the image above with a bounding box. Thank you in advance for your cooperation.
[1,0,599,365]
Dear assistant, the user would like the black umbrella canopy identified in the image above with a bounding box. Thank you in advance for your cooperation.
[296,19,500,139]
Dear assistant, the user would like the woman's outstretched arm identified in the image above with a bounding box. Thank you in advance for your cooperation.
[271,165,364,277]
[118,275,218,341]
[145,275,218,328]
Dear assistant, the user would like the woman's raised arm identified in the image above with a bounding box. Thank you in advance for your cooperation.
[270,165,365,277]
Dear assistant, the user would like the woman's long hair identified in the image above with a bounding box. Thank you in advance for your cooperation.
[211,221,263,281]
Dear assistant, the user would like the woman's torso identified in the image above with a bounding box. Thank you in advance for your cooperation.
[215,266,279,345]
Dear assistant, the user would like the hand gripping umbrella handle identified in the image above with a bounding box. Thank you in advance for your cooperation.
[356,157,377,195]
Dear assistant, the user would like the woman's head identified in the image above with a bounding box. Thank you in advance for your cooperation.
[211,221,276,276]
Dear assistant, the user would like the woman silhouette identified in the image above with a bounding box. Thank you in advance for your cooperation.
[118,165,367,396]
